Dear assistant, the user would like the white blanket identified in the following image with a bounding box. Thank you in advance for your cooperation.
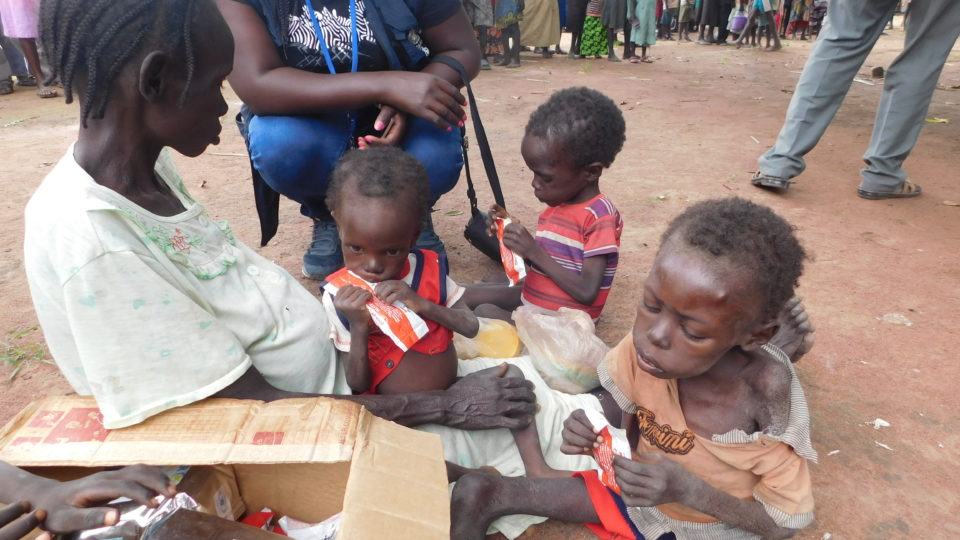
[417,356,602,539]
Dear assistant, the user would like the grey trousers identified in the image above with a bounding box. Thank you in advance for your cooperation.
[759,0,960,191]
[0,47,10,81]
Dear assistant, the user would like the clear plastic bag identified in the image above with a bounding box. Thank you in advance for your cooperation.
[513,306,610,394]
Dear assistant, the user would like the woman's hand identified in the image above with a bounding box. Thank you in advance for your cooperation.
[358,106,408,149]
[375,280,430,314]
[613,454,693,508]
[25,465,175,538]
[333,286,372,325]
[0,502,42,540]
[561,409,603,456]
[382,71,466,131]
[442,364,537,430]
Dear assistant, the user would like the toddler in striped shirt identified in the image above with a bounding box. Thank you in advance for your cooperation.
[464,87,626,322]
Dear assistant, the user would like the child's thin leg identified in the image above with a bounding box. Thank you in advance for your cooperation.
[497,363,569,478]
[606,28,620,61]
[512,420,571,479]
[569,31,581,57]
[766,12,782,50]
[451,475,599,540]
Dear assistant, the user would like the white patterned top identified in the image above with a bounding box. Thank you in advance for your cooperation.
[24,146,348,429]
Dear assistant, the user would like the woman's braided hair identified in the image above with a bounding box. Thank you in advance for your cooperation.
[39,0,200,127]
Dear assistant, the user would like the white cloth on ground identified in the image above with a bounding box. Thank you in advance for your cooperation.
[418,355,602,539]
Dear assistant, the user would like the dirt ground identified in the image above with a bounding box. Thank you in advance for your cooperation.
[1,27,959,539]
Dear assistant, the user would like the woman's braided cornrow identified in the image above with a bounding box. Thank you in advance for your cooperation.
[39,0,200,127]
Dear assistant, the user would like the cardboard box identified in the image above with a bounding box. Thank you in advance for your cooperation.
[0,396,450,539]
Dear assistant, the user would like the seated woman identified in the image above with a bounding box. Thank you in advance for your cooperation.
[216,0,480,279]
[25,0,528,434]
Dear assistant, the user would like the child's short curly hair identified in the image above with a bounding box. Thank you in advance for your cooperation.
[326,147,430,220]
[524,87,626,169]
[661,198,806,322]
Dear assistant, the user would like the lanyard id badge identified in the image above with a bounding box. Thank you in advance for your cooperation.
[304,0,360,74]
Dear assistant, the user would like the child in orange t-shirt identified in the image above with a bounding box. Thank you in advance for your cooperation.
[452,198,817,539]
[322,147,567,479]
[464,87,626,322]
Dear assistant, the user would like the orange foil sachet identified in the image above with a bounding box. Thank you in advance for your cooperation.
[324,270,428,351]
[584,408,632,494]
[493,215,527,286]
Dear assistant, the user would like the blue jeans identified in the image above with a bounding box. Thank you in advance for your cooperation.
[0,22,29,78]
[247,112,464,220]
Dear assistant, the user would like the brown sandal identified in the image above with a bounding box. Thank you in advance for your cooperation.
[857,180,922,200]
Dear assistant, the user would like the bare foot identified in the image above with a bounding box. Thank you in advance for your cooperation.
[451,474,501,540]
[607,53,621,62]
[768,297,815,362]
[506,59,521,68]
[768,43,782,51]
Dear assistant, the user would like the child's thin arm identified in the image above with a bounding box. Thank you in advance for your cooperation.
[501,223,608,305]
[613,455,798,539]
[342,325,372,393]
[420,299,481,338]
[332,286,374,393]
[528,253,608,306]
[679,476,798,539]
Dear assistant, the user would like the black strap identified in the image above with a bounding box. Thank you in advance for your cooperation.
[431,55,506,209]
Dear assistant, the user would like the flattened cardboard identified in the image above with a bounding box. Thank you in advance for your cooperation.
[0,396,450,539]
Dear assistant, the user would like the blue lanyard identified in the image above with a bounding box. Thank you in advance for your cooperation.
[303,0,359,74]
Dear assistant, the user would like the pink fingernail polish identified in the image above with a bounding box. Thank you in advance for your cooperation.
[447,126,453,132]
[374,121,384,131]
[458,120,465,127]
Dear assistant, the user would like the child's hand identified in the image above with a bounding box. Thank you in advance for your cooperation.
[612,454,692,508]
[487,204,507,237]
[334,285,372,324]
[28,465,175,538]
[560,409,603,456]
[375,280,430,314]
[502,222,538,260]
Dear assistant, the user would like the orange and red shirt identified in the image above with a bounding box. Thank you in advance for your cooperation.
[321,249,464,394]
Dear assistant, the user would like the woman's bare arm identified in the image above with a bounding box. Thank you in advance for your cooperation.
[215,0,466,128]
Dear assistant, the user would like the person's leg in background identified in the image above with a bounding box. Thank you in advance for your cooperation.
[248,113,353,279]
[859,0,960,198]
[402,116,465,254]
[0,20,29,83]
[0,42,12,95]
[754,0,898,188]
[716,0,732,42]
[622,13,634,59]
[17,37,55,97]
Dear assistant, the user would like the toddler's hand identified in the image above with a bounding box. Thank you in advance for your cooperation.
[486,204,507,237]
[334,285,372,325]
[612,454,691,508]
[375,280,430,314]
[560,409,603,456]
[502,222,537,259]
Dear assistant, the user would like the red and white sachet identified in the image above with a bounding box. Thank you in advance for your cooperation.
[584,408,632,494]
[493,211,527,286]
[324,270,428,351]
